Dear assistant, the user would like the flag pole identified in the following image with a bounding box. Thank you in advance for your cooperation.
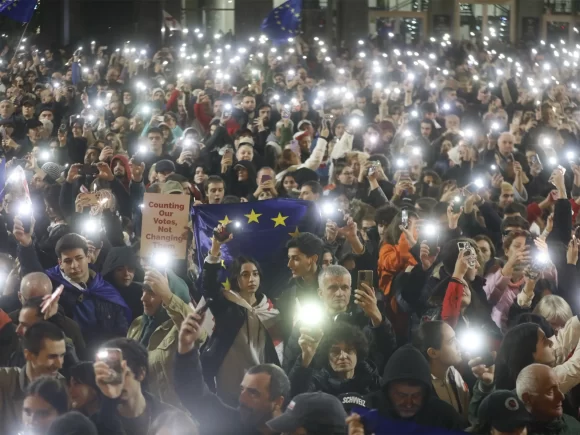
[11,20,31,62]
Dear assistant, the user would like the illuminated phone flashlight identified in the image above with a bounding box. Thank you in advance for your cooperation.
[394,88,401,95]
[429,82,437,90]
[139,203,145,209]
[53,82,61,89]
[412,147,421,156]
[138,144,148,154]
[151,250,171,268]
[403,130,411,138]
[83,218,100,234]
[183,138,193,148]
[141,105,151,115]
[491,122,499,131]
[82,67,89,74]
[543,137,552,146]
[40,150,51,161]
[298,302,325,326]
[463,129,474,138]
[536,251,551,264]
[458,329,484,354]
[407,73,415,81]
[572,83,578,90]
[443,103,450,111]
[396,158,406,168]
[423,222,438,237]
[548,156,558,166]
[17,201,32,217]
[567,151,576,161]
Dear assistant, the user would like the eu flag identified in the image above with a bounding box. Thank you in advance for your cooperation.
[0,0,37,23]
[261,0,302,43]
[192,198,321,298]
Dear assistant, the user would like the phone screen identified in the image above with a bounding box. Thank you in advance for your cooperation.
[96,348,124,384]
[357,270,373,289]
[261,175,272,183]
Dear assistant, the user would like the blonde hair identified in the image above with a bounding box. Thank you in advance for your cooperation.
[533,295,573,326]
[500,182,513,192]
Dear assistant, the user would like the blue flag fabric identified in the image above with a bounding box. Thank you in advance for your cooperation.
[352,408,466,434]
[192,198,321,298]
[0,0,37,23]
[260,0,302,43]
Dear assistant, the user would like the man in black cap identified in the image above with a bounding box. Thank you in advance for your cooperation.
[266,392,347,435]
[19,98,36,123]
[474,390,531,435]
[155,159,176,183]
[18,118,46,157]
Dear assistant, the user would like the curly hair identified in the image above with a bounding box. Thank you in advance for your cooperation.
[320,321,369,362]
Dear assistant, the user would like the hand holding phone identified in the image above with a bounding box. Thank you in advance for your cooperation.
[96,348,124,385]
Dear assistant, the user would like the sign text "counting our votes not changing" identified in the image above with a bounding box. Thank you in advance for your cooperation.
[140,193,190,259]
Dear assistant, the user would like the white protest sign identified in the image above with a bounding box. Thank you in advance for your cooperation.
[140,192,190,259]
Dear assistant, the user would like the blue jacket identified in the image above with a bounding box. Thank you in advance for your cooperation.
[18,243,130,351]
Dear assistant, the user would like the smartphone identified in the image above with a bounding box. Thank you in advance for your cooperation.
[420,223,439,254]
[96,348,124,385]
[196,297,214,314]
[513,110,523,124]
[357,270,373,289]
[80,164,98,176]
[452,195,464,213]
[335,209,347,228]
[505,153,514,164]
[289,140,300,155]
[261,174,272,183]
[213,222,241,242]
[18,211,32,233]
[489,164,499,174]
[282,109,290,119]
[399,169,410,181]
[41,285,64,314]
[402,209,409,229]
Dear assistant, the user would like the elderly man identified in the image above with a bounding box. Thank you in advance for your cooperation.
[516,364,580,434]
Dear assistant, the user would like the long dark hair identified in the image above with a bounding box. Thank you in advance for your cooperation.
[494,323,540,390]
[383,209,419,245]
[229,256,263,293]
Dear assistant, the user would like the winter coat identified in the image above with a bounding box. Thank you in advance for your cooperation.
[364,345,467,431]
[290,360,381,398]
[127,271,192,408]
[200,261,281,391]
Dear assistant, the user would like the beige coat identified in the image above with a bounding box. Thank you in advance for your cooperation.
[127,294,192,408]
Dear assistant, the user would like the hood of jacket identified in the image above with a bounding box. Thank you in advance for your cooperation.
[110,154,132,188]
[101,246,139,279]
[381,344,432,395]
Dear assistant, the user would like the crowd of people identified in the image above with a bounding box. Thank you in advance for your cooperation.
[0,22,580,435]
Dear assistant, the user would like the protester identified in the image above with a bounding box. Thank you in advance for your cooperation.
[2,15,580,435]
[21,376,69,435]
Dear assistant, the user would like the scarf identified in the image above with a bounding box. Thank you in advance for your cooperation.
[139,308,170,347]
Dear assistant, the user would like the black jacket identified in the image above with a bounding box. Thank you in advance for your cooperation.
[363,345,467,431]
[200,261,280,389]
[91,391,174,435]
[174,349,261,435]
[283,311,396,380]
[290,360,381,398]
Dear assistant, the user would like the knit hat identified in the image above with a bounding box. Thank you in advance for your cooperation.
[41,162,65,182]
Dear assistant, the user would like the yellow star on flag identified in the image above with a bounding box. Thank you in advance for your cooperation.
[219,215,232,226]
[221,259,227,269]
[272,212,289,227]
[289,226,300,238]
[244,209,262,224]
[222,278,231,291]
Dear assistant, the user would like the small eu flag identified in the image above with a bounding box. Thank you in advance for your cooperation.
[261,0,302,43]
[0,0,37,23]
[192,198,321,299]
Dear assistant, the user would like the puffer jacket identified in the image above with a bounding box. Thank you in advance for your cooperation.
[127,270,193,408]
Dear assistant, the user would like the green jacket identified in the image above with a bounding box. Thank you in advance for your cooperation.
[0,365,65,434]
[528,414,580,435]
[128,293,192,408]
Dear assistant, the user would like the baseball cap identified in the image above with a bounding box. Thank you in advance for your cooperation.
[21,98,36,107]
[160,180,184,195]
[338,393,367,413]
[239,136,254,147]
[26,119,43,130]
[478,390,532,432]
[155,160,175,174]
[297,119,312,131]
[267,392,347,433]
[293,131,309,141]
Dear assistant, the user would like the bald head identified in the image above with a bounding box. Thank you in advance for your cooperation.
[19,272,53,302]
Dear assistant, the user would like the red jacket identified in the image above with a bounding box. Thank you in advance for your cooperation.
[110,154,132,192]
